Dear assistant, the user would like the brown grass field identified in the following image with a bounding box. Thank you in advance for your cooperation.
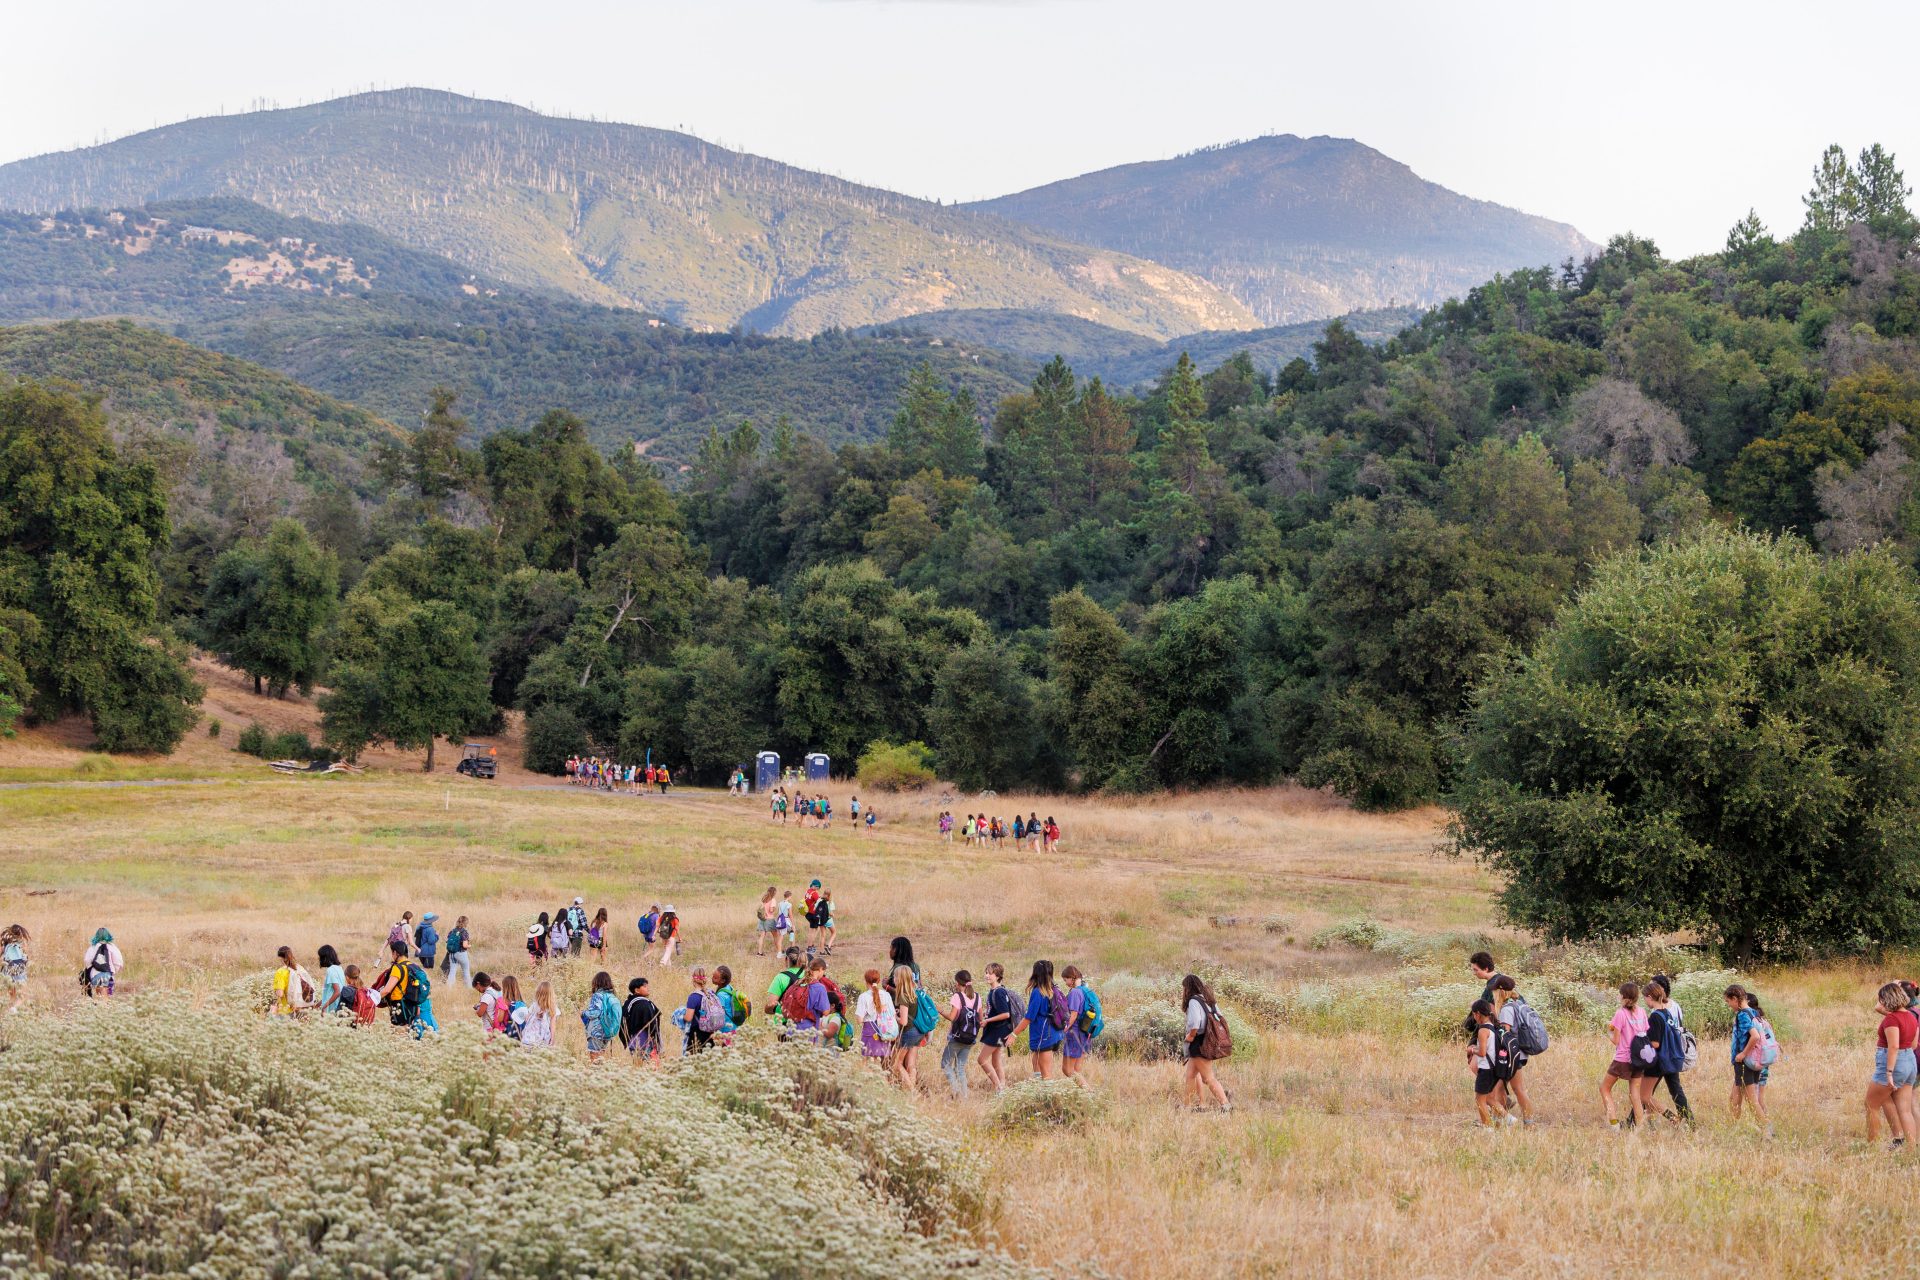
[0,671,1913,1279]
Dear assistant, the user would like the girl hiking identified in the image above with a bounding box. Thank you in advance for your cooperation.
[857,967,899,1063]
[1601,982,1648,1130]
[657,906,680,967]
[519,981,557,1048]
[527,920,548,967]
[1641,977,1692,1127]
[316,944,346,1014]
[888,936,930,1091]
[584,971,622,1061]
[1867,980,1917,1147]
[547,909,571,958]
[1726,984,1774,1137]
[1060,965,1097,1084]
[81,928,122,997]
[623,977,662,1062]
[755,887,780,956]
[712,965,748,1040]
[939,970,982,1098]
[776,892,796,949]
[1181,974,1232,1111]
[977,963,1014,1091]
[818,891,837,954]
[2,924,28,1011]
[637,905,661,960]
[1027,814,1042,854]
[272,946,315,1018]
[1467,999,1512,1126]
[679,967,720,1054]
[499,975,527,1041]
[1011,959,1065,1081]
[1488,976,1535,1125]
[444,916,471,987]
[587,908,609,960]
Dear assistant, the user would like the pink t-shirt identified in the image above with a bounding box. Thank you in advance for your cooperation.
[1610,1007,1648,1062]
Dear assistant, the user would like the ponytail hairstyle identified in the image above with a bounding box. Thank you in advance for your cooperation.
[1745,992,1767,1018]
[1028,959,1055,994]
[1618,982,1639,1008]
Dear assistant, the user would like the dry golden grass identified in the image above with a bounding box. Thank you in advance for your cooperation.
[0,763,1911,1279]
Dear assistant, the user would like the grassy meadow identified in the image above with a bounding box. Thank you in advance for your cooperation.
[0,771,1912,1278]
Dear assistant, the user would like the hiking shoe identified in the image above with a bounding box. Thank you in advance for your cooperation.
[1503,1113,1520,1128]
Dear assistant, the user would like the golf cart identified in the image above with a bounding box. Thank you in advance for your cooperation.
[456,742,498,779]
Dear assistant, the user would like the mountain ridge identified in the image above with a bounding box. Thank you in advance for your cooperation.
[969,134,1596,324]
[0,88,1256,340]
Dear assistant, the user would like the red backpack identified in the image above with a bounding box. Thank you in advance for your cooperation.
[344,987,376,1025]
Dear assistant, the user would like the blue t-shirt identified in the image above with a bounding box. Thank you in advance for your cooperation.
[1026,988,1063,1052]
[1731,1007,1754,1063]
[797,980,832,1030]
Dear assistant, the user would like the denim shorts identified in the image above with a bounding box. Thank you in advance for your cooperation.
[1872,1046,1918,1088]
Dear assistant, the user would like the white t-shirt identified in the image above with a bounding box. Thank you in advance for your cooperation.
[1470,1024,1494,1071]
[856,988,898,1038]
[1186,997,1208,1034]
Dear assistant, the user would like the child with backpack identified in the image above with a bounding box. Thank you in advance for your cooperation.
[1181,974,1232,1110]
[939,970,983,1098]
[1602,982,1648,1130]
[888,937,934,1091]
[679,967,724,1054]
[339,966,376,1025]
[472,972,505,1031]
[1011,959,1065,1081]
[1059,965,1103,1084]
[776,892,795,950]
[443,916,471,987]
[413,913,440,971]
[548,909,572,959]
[2,924,29,1011]
[1725,983,1774,1136]
[1489,976,1541,1125]
[587,908,609,960]
[818,891,837,955]
[499,975,527,1042]
[272,946,316,1018]
[712,964,749,1041]
[528,917,549,966]
[857,967,900,1062]
[81,928,122,998]
[583,971,622,1061]
[977,963,1014,1091]
[637,905,661,960]
[519,981,557,1048]
[1467,999,1514,1126]
[657,907,680,967]
[623,977,662,1062]
[767,947,807,1024]
[566,900,589,956]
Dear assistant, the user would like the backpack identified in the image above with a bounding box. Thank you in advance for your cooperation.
[1756,1019,1780,1067]
[592,992,621,1040]
[1047,986,1072,1032]
[1650,1009,1688,1076]
[295,969,316,1005]
[387,923,406,948]
[486,992,511,1032]
[88,945,113,976]
[769,967,804,1018]
[1078,985,1105,1038]
[781,976,816,1025]
[950,992,981,1045]
[1507,996,1549,1057]
[381,962,410,1006]
[405,963,431,1003]
[344,987,376,1025]
[1195,999,1233,1061]
[911,978,940,1036]
[503,1001,526,1041]
[1486,1022,1517,1080]
[719,986,749,1027]
[1678,1018,1700,1073]
[695,990,728,1035]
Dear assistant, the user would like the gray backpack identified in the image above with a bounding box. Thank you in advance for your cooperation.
[1508,996,1549,1056]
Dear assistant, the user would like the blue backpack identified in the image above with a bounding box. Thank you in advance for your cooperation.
[405,963,431,1002]
[911,977,940,1035]
[1078,985,1105,1038]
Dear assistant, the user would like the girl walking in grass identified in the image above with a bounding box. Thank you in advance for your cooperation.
[888,936,928,1091]
[1181,974,1232,1111]
[1726,984,1773,1137]
[547,909,571,959]
[1601,982,1648,1130]
[637,905,661,962]
[519,980,557,1048]
[498,975,527,1041]
[82,928,122,998]
[587,908,609,961]
[818,891,837,954]
[2,924,29,1012]
[658,906,681,967]
[1027,814,1042,854]
[755,887,779,956]
[939,970,982,1098]
[316,944,346,1015]
[528,916,550,967]
[584,971,621,1062]
[1467,999,1512,1127]
[444,916,471,987]
[1866,981,1917,1147]
[1488,976,1535,1125]
[1012,959,1065,1081]
[1060,965,1096,1084]
[776,892,795,950]
[977,963,1014,1091]
[1641,977,1692,1126]
[857,967,899,1063]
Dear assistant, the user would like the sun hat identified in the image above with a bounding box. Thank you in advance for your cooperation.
[421,912,438,923]
[573,897,583,905]
[527,924,543,938]
[663,904,676,913]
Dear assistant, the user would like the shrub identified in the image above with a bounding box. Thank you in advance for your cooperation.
[1668,968,1747,1038]
[206,718,221,739]
[266,730,316,760]
[74,754,119,778]
[1105,1002,1256,1062]
[1309,918,1384,950]
[985,1078,1109,1132]
[0,998,1023,1278]
[234,722,269,757]
[856,740,935,791]
[524,702,590,776]
[1198,966,1290,1029]
[1531,937,1723,988]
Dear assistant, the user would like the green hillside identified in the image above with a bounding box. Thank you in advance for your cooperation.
[0,89,1255,339]
[0,200,1033,467]
[971,135,1594,325]
[862,305,1425,387]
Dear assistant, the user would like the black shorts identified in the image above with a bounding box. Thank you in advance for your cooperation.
[1474,1068,1504,1096]
[1734,1062,1768,1087]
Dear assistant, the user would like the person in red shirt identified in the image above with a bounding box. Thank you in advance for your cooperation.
[1867,980,1919,1146]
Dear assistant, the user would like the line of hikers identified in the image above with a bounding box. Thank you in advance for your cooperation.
[765,788,879,832]
[565,756,673,793]
[937,811,1058,851]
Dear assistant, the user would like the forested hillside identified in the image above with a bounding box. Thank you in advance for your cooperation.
[0,200,1033,467]
[6,146,1916,819]
[971,136,1594,324]
[0,89,1254,339]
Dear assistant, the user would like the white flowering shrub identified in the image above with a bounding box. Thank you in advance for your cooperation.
[1103,1002,1256,1062]
[1308,918,1384,950]
[0,998,1029,1279]
[1196,966,1289,1029]
[1667,968,1745,1038]
[984,1079,1108,1132]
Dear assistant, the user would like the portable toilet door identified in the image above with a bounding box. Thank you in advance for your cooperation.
[805,752,830,782]
[755,752,781,793]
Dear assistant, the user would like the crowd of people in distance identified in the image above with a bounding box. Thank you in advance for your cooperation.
[765,788,878,832]
[564,756,674,793]
[937,811,1058,852]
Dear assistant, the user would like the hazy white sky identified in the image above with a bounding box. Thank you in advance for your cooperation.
[1,0,1914,256]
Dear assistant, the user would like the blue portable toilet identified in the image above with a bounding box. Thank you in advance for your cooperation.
[755,751,781,793]
[805,751,830,782]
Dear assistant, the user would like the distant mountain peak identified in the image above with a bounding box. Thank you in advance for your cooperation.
[971,139,1594,325]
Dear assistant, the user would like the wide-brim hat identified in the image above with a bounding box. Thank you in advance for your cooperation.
[527,924,543,938]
